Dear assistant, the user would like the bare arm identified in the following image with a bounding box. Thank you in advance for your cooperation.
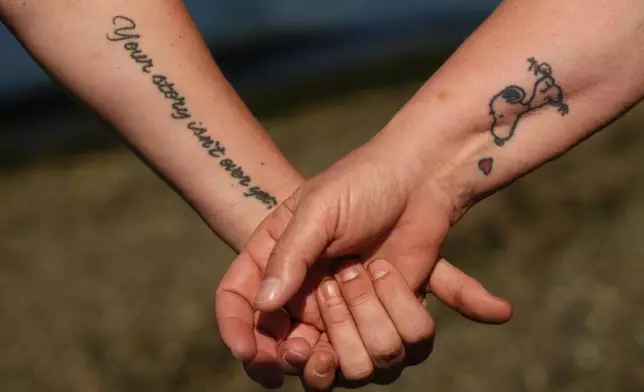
[379,0,644,214]
[248,0,644,315]
[0,0,302,250]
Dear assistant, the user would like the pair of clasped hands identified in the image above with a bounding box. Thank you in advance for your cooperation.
[215,128,513,390]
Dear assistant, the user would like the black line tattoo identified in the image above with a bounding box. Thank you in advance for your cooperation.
[107,15,278,209]
[106,16,153,73]
[152,75,191,119]
[478,57,570,176]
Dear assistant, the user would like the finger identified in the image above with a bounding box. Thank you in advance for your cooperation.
[215,254,261,361]
[276,322,319,373]
[371,201,449,291]
[285,265,326,331]
[243,345,284,389]
[216,200,299,360]
[255,310,291,343]
[243,199,326,330]
[243,310,291,389]
[428,258,513,324]
[335,262,405,369]
[256,194,332,312]
[317,279,374,381]
[366,259,435,346]
[303,333,338,391]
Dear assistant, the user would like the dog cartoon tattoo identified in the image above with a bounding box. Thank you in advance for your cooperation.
[478,57,569,176]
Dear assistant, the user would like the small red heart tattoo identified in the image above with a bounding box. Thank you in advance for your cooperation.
[478,157,494,176]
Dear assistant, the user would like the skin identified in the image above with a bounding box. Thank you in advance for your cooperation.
[232,0,644,384]
[217,205,512,389]
[0,0,514,389]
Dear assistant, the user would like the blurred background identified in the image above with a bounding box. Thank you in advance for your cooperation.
[1,1,644,391]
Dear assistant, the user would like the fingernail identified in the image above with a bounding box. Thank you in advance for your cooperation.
[320,280,343,305]
[313,358,334,377]
[283,351,307,366]
[368,259,391,279]
[335,264,360,282]
[255,277,282,305]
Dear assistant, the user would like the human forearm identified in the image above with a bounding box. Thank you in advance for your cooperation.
[1,0,302,250]
[222,1,643,379]
[373,0,644,216]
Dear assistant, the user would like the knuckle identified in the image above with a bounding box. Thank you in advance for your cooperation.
[321,304,353,327]
[371,344,405,369]
[342,361,374,381]
[325,313,354,328]
[402,317,435,344]
[344,289,376,308]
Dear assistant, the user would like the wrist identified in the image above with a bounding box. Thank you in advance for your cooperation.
[371,95,490,221]
[373,54,639,220]
[196,167,304,252]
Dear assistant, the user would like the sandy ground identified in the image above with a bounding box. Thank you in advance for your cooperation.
[1,78,644,392]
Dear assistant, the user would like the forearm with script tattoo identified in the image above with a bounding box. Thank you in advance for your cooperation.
[106,15,278,209]
[1,1,302,249]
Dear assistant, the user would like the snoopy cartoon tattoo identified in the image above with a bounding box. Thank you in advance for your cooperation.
[478,57,570,176]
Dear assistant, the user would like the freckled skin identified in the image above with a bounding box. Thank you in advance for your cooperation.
[437,90,450,102]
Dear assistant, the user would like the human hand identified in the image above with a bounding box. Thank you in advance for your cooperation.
[251,134,512,318]
[217,187,512,389]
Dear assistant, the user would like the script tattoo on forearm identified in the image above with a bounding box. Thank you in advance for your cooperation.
[107,16,278,209]
[477,57,570,176]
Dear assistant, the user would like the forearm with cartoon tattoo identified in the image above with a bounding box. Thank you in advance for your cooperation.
[374,0,644,214]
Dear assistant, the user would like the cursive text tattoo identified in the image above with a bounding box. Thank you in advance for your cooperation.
[106,16,154,73]
[478,57,570,176]
[107,15,278,209]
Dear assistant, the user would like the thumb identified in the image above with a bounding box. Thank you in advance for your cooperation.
[254,195,334,312]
